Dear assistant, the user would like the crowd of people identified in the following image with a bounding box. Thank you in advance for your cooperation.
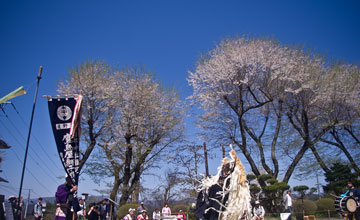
[49,171,358,220]
[121,202,187,220]
[5,176,356,220]
[51,176,188,220]
[8,196,24,220]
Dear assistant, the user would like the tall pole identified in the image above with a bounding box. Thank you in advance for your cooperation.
[316,170,321,200]
[18,66,43,202]
[24,189,31,219]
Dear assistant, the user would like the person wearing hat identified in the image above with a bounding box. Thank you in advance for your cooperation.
[34,198,43,220]
[253,201,265,220]
[344,181,360,220]
[137,202,146,215]
[8,196,17,218]
[137,209,148,220]
[123,208,135,220]
[177,210,187,220]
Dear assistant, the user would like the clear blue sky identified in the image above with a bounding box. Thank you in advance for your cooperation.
[0,0,359,200]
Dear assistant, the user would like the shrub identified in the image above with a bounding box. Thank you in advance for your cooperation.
[117,203,139,219]
[172,204,188,214]
[293,199,317,215]
[316,198,335,211]
[267,178,278,185]
[316,198,338,217]
[247,174,257,181]
[250,184,261,194]
[258,174,273,181]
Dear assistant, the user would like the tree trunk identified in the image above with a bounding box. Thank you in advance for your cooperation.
[110,169,121,201]
[235,117,266,187]
[282,141,309,183]
[221,144,225,159]
[344,126,360,144]
[308,144,330,173]
[283,109,310,183]
[131,181,140,203]
[119,136,133,206]
[119,142,153,206]
[203,142,209,177]
[271,100,283,178]
[320,132,360,175]
[78,119,97,172]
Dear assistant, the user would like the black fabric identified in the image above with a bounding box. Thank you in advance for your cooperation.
[348,208,360,220]
[64,184,80,213]
[347,187,360,200]
[99,204,109,220]
[88,211,99,220]
[48,98,80,185]
[195,184,229,220]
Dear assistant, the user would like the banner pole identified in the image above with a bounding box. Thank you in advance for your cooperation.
[18,66,43,202]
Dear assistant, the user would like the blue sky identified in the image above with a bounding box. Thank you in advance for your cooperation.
[0,0,360,200]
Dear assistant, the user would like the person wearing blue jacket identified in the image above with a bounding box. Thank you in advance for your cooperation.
[345,181,360,220]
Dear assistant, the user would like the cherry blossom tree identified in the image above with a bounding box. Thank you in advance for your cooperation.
[188,36,360,187]
[280,61,360,178]
[317,63,360,175]
[85,66,185,205]
[280,48,338,181]
[59,62,185,205]
[188,37,304,185]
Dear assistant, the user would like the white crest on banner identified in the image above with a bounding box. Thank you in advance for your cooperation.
[57,105,73,121]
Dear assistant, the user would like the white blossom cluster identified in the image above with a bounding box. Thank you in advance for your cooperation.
[58,60,115,143]
[58,62,185,166]
[107,67,184,152]
[188,36,360,140]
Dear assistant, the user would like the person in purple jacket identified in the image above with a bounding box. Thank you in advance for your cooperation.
[55,177,78,220]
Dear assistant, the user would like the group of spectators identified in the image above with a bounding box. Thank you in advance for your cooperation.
[54,177,111,220]
[122,202,187,220]
[253,181,360,220]
[251,190,291,220]
[30,175,357,220]
[84,199,111,220]
[8,196,24,220]
[7,196,43,220]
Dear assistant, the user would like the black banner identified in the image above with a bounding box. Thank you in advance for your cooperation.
[48,97,80,186]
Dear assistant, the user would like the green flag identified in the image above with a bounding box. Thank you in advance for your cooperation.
[0,86,26,104]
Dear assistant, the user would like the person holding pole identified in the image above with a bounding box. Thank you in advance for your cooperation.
[55,177,78,220]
